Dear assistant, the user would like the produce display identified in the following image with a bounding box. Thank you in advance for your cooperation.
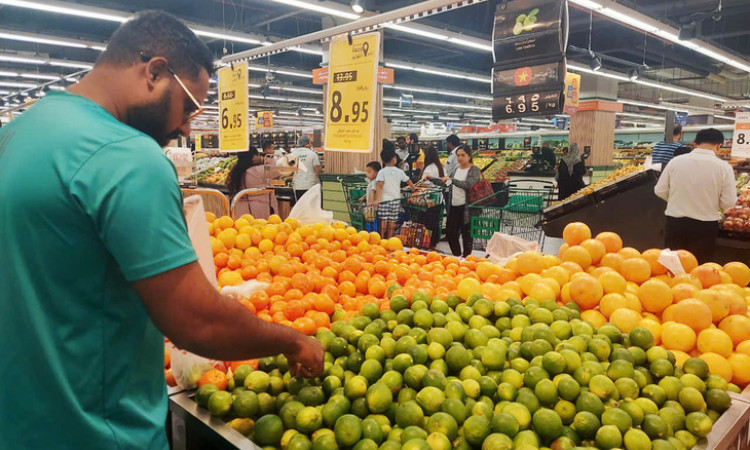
[721,183,750,233]
[185,213,750,449]
[196,155,237,184]
[613,149,650,169]
[552,166,644,206]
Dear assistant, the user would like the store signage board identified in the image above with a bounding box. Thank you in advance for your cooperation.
[256,111,274,129]
[324,32,380,153]
[563,72,580,115]
[732,112,750,158]
[491,0,568,122]
[195,134,202,153]
[313,66,393,85]
[164,147,193,181]
[218,62,249,152]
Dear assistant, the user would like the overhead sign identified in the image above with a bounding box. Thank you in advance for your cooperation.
[195,134,202,153]
[732,112,750,158]
[218,62,249,152]
[324,32,380,153]
[313,66,393,85]
[256,110,274,129]
[491,0,568,121]
[563,72,580,114]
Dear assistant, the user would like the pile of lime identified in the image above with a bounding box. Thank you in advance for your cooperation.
[195,292,739,450]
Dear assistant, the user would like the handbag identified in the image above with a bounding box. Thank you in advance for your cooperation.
[469,170,495,206]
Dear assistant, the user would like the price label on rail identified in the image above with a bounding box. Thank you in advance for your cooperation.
[324,32,380,153]
[218,62,248,152]
[732,112,750,159]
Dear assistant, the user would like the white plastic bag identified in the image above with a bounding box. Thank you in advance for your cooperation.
[289,184,334,225]
[658,249,686,275]
[486,232,541,266]
[220,280,270,300]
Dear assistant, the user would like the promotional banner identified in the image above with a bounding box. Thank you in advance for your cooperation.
[563,72,581,114]
[218,62,248,152]
[256,111,274,129]
[732,111,750,159]
[324,32,380,153]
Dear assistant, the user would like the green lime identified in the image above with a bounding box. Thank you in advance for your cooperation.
[255,414,284,446]
[503,402,532,430]
[615,377,640,401]
[360,419,383,445]
[576,391,605,417]
[196,384,220,408]
[675,430,698,448]
[642,414,669,440]
[207,390,233,417]
[659,406,686,433]
[642,384,667,407]
[395,401,424,428]
[679,386,707,413]
[425,412,459,441]
[650,359,675,378]
[706,388,731,412]
[624,428,652,450]
[426,432,452,450]
[630,327,655,350]
[686,412,713,437]
[389,295,409,313]
[280,401,306,429]
[534,379,558,406]
[572,411,600,439]
[334,414,362,447]
[682,358,709,379]
[296,406,323,434]
[232,390,260,418]
[441,398,467,425]
[481,433,514,450]
[620,401,645,426]
[463,414,491,447]
[596,425,623,450]
[298,386,325,407]
[602,408,633,434]
[491,412,519,437]
[244,371,270,393]
[557,376,581,402]
[553,400,576,425]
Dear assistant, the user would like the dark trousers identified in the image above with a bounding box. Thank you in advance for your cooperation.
[664,216,718,263]
[446,204,472,257]
[421,207,441,249]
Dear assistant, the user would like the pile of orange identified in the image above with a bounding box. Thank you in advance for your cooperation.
[497,222,750,386]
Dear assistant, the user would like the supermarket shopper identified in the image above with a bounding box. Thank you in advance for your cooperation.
[396,136,410,168]
[654,128,737,262]
[370,142,416,238]
[262,139,276,155]
[428,147,481,257]
[227,147,278,219]
[444,134,465,177]
[359,161,381,204]
[0,11,323,450]
[651,123,684,167]
[290,135,322,201]
[556,144,587,200]
[541,141,557,169]
[420,146,446,249]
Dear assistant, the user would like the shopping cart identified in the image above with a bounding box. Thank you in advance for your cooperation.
[469,184,552,251]
[341,176,375,232]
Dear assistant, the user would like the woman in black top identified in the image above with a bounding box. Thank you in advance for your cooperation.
[556,143,586,200]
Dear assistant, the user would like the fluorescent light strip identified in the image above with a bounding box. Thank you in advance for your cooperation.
[386,85,492,101]
[0,70,19,77]
[0,80,36,88]
[0,54,44,64]
[0,0,128,22]
[268,0,360,20]
[385,24,448,41]
[616,112,666,120]
[192,29,264,46]
[618,98,689,112]
[446,37,493,51]
[0,31,89,49]
[713,115,736,122]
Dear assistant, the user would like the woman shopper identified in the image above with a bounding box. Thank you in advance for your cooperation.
[556,143,586,201]
[420,146,445,250]
[427,147,480,257]
[227,147,278,219]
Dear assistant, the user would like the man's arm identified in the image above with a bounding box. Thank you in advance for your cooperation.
[133,262,324,377]
[654,166,670,201]
[720,165,739,210]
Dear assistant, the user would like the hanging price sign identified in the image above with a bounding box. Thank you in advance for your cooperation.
[732,112,750,159]
[324,32,380,153]
[218,62,248,152]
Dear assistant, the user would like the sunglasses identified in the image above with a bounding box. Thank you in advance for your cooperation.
[140,52,204,122]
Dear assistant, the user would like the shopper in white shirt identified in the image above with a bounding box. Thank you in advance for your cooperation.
[372,143,415,238]
[395,136,410,171]
[654,128,737,263]
[419,146,446,249]
[428,147,480,257]
[290,135,321,201]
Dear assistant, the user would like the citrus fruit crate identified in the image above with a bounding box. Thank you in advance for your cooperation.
[694,392,750,450]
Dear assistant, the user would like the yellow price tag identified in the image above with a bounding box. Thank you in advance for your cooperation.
[324,32,380,153]
[194,134,202,153]
[218,62,248,152]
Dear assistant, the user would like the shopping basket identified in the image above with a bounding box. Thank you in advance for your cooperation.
[340,175,373,232]
[469,185,551,251]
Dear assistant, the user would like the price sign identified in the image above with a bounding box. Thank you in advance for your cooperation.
[324,32,380,153]
[492,89,564,121]
[492,0,568,66]
[218,62,248,152]
[195,134,202,153]
[732,112,750,158]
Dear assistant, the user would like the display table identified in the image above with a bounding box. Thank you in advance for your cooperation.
[169,391,260,450]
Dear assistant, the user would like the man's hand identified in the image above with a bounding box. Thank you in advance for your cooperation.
[286,335,325,378]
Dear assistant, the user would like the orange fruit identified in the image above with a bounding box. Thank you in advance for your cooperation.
[517,251,546,275]
[580,239,606,265]
[661,304,676,322]
[695,289,730,324]
[638,279,673,313]
[696,328,734,358]
[639,318,662,345]
[699,352,733,383]
[670,273,702,289]
[599,293,627,318]
[542,266,570,287]
[641,249,668,276]
[661,322,696,352]
[620,258,651,284]
[737,340,750,356]
[618,247,641,259]
[599,271,627,294]
[558,243,569,259]
[559,261,583,275]
[724,262,750,287]
[691,265,723,289]
[672,350,691,368]
[672,283,700,303]
[675,250,699,272]
[672,298,712,332]
[581,309,607,328]
[728,354,750,386]
[218,270,244,287]
[609,308,642,333]
[719,314,750,347]
[599,253,624,272]
[561,246,592,270]
[711,286,748,316]
[198,369,228,390]
[563,222,592,246]
[568,274,603,310]
[595,231,623,254]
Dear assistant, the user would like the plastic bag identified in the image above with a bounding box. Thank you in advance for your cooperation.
[289,184,334,225]
[658,249,686,275]
[220,280,270,300]
[486,232,541,266]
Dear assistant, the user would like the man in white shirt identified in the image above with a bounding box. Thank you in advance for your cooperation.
[444,134,464,177]
[395,136,409,169]
[654,128,737,262]
[290,135,321,201]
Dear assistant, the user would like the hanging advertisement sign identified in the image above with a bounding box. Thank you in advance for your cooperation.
[732,112,750,158]
[218,62,248,152]
[563,72,581,115]
[256,111,274,129]
[324,32,380,153]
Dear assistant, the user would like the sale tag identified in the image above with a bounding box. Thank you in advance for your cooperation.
[732,112,750,159]
[256,111,274,129]
[218,62,248,152]
[324,32,380,153]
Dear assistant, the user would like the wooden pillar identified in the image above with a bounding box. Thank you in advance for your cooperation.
[569,100,623,167]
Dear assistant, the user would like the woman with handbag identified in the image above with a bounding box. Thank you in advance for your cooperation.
[427,147,481,257]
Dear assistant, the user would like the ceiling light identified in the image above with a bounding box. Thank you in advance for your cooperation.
[350,0,364,14]
[588,53,602,71]
[0,70,19,77]
[0,0,129,22]
[269,0,360,20]
[0,54,44,64]
[0,80,36,88]
[20,73,61,80]
[192,29,263,46]
[446,37,493,52]
[0,31,89,49]
[385,24,448,41]
[48,61,93,69]
[628,67,642,81]
[569,0,604,9]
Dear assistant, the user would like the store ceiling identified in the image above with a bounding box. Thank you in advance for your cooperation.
[0,0,748,129]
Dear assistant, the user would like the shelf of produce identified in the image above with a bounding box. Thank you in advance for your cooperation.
[169,391,261,450]
[695,393,750,450]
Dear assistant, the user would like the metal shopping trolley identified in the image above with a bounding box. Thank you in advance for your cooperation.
[469,183,552,251]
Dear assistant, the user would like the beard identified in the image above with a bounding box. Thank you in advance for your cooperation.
[126,90,181,147]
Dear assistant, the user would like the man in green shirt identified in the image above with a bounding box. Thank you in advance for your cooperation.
[0,11,323,449]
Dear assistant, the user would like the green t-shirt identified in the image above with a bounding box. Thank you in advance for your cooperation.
[0,92,198,448]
